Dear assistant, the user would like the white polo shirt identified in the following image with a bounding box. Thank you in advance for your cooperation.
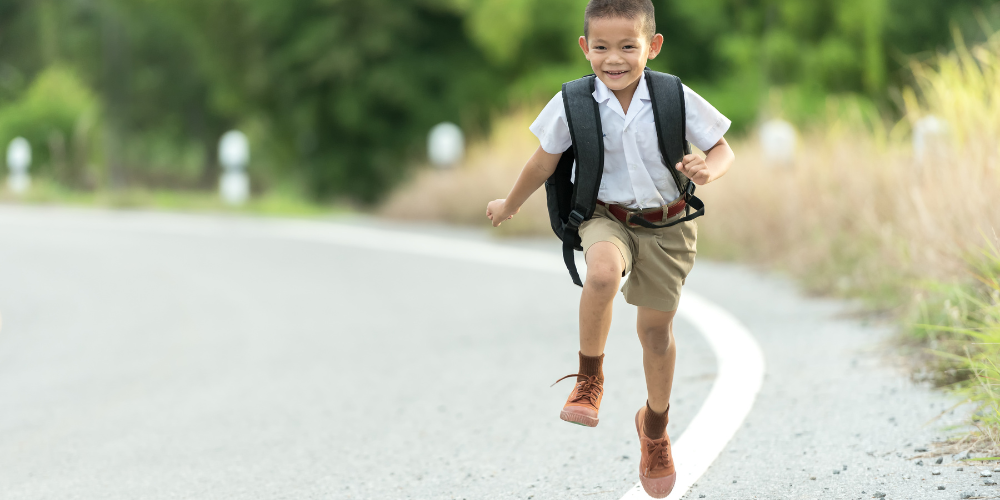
[529,72,731,209]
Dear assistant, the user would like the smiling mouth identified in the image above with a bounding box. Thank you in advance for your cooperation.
[604,69,629,79]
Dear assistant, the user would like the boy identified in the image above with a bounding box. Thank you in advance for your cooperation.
[485,0,734,497]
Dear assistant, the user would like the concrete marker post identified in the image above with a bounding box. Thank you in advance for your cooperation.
[6,137,32,194]
[218,130,250,205]
[428,122,464,169]
[759,119,797,167]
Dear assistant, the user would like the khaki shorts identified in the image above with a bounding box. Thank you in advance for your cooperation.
[579,203,698,312]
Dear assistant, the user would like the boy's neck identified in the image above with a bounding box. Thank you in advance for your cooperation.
[609,73,643,115]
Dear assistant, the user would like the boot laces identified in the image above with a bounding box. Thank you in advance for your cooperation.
[551,373,603,407]
[644,438,672,473]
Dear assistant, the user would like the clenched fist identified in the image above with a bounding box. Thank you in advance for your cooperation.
[486,199,519,227]
[675,154,711,185]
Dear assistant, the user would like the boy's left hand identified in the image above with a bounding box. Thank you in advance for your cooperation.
[675,154,711,185]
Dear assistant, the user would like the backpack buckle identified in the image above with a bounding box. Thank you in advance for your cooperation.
[567,210,586,229]
[685,181,696,197]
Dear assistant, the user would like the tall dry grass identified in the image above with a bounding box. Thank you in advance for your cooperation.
[698,128,998,300]
[702,34,1000,300]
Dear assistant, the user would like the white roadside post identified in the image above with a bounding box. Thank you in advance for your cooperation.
[427,122,464,169]
[912,115,949,165]
[759,119,797,167]
[218,130,250,205]
[6,137,32,194]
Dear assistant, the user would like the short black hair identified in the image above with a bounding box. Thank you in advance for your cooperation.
[584,0,656,40]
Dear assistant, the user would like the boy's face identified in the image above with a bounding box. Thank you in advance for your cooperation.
[579,16,663,92]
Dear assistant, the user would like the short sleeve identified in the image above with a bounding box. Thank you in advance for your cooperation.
[683,85,731,152]
[529,92,573,154]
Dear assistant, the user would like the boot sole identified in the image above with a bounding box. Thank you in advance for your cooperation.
[560,410,599,427]
[635,408,676,498]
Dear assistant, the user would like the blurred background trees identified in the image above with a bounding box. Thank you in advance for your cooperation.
[0,0,997,202]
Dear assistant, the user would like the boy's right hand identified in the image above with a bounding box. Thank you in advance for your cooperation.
[486,199,519,227]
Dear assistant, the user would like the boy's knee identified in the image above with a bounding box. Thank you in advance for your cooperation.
[638,323,674,354]
[585,265,621,295]
[584,243,624,294]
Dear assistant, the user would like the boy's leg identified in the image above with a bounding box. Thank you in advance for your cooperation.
[621,216,694,498]
[633,305,678,498]
[579,241,626,356]
[557,240,626,427]
[636,306,677,416]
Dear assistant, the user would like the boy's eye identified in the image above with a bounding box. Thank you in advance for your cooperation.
[623,45,635,49]
[594,45,607,50]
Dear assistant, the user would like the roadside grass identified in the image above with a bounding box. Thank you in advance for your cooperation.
[380,35,1000,451]
[0,178,348,218]
[914,242,1000,456]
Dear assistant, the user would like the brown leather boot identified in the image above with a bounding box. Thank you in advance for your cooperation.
[552,352,604,427]
[635,403,676,498]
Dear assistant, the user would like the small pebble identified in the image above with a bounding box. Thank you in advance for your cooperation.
[960,493,974,499]
[937,485,946,490]
[936,457,944,464]
[915,447,928,452]
[917,460,924,466]
[994,468,1000,473]
[873,493,886,498]
[985,479,997,486]
[732,480,737,484]
[699,495,706,499]
[833,470,840,474]
[982,471,993,477]
[810,476,816,480]
[958,467,965,471]
[932,470,941,475]
[843,465,848,471]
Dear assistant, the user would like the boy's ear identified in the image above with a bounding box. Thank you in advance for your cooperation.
[578,36,590,58]
[648,33,664,59]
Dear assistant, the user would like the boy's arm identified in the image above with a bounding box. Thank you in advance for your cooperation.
[486,146,562,227]
[675,137,735,185]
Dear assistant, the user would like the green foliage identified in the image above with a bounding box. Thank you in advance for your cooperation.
[0,66,97,182]
[209,0,507,201]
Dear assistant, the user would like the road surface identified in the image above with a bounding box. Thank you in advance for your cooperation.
[0,206,989,499]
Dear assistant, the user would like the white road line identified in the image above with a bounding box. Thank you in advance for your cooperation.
[0,208,766,499]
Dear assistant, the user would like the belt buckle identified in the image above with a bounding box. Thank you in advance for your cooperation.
[623,206,651,228]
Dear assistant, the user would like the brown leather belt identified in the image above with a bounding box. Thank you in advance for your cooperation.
[597,198,687,227]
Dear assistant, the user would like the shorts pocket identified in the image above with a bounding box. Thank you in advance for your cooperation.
[654,221,698,265]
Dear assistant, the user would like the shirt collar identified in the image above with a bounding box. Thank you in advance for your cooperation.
[592,70,650,103]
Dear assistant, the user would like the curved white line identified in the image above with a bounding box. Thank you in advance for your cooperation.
[0,209,765,499]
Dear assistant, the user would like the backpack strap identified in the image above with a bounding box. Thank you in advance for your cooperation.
[628,69,705,229]
[559,75,604,286]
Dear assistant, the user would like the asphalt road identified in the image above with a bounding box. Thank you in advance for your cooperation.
[0,206,993,500]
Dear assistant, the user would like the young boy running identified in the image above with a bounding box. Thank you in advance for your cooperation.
[486,0,734,497]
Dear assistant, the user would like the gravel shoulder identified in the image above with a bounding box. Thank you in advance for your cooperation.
[682,262,993,500]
